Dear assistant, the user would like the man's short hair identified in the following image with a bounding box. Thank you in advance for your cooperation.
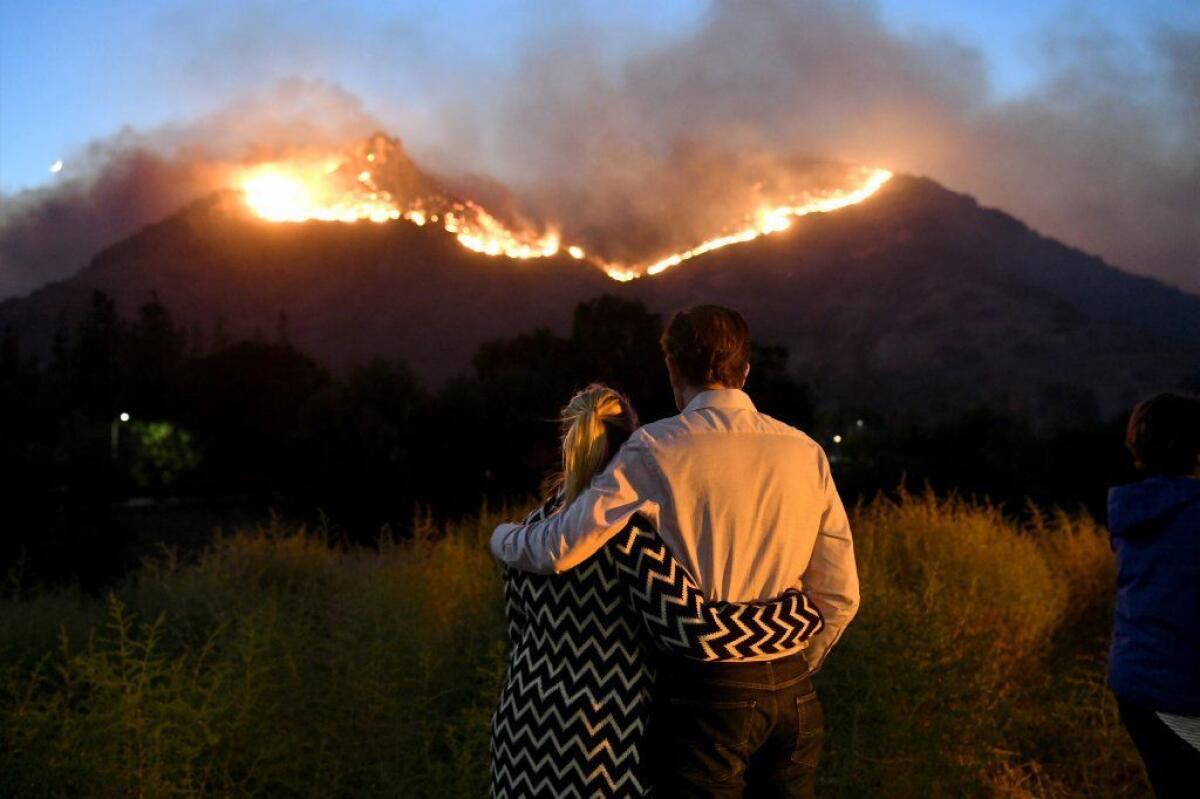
[1126,392,1200,475]
[661,305,751,388]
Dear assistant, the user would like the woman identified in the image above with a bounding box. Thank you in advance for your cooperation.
[490,385,824,797]
[1108,392,1200,797]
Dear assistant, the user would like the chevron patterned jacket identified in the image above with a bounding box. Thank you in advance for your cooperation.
[490,499,824,797]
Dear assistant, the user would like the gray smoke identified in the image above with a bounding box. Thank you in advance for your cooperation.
[0,81,380,298]
[2,0,1196,298]
[459,0,1198,286]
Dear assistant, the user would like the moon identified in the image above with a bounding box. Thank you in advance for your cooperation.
[49,159,64,174]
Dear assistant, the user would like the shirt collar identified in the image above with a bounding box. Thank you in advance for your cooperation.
[682,388,757,414]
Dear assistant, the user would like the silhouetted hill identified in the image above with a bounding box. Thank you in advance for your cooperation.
[0,192,613,383]
[636,175,1200,420]
[2,175,1196,420]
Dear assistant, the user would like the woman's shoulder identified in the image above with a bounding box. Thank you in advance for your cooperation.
[522,493,564,525]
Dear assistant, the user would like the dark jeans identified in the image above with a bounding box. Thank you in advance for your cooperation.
[1118,700,1200,799]
[652,650,822,798]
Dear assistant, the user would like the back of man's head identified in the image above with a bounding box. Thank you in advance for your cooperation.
[661,305,751,390]
[1126,392,1200,476]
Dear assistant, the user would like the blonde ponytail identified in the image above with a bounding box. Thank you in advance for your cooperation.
[559,385,637,503]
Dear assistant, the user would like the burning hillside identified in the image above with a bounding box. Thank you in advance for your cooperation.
[234,135,562,260]
[230,134,891,281]
[2,165,1197,419]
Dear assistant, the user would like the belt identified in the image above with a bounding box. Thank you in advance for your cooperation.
[656,648,813,691]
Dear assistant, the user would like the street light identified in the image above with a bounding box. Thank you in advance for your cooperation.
[111,412,131,459]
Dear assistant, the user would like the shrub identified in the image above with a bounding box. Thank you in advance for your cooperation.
[1,513,509,797]
[0,495,1145,797]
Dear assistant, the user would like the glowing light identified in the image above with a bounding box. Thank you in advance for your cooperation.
[49,159,63,174]
[238,161,403,223]
[604,266,641,283]
[237,160,562,259]
[832,434,843,444]
[119,412,131,422]
[443,201,560,259]
[234,145,891,279]
[241,171,316,222]
[638,168,892,278]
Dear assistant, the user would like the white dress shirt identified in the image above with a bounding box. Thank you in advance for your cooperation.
[491,388,860,667]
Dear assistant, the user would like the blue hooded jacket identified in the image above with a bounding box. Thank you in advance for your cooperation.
[1107,475,1200,715]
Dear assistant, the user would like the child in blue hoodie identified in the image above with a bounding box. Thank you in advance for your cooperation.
[1108,392,1200,797]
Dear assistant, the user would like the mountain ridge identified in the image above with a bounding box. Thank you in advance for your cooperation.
[2,173,1196,421]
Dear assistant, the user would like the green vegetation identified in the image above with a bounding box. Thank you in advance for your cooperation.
[129,420,203,491]
[816,493,1143,797]
[1,495,1145,797]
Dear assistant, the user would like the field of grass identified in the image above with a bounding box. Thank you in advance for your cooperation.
[1,494,1147,797]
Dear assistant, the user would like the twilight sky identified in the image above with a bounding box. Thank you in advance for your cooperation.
[3,0,1195,191]
[1,0,1197,295]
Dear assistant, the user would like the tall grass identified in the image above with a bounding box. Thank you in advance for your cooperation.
[816,492,1143,797]
[1,513,507,797]
[1,494,1145,797]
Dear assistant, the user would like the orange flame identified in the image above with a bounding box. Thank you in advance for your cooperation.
[597,167,893,280]
[443,201,560,259]
[236,157,891,279]
[240,160,403,223]
[237,159,560,260]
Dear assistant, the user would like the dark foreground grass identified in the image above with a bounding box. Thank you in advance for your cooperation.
[1,494,1147,797]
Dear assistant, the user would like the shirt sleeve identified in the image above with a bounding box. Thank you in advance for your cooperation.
[798,448,860,672]
[490,433,661,574]
[611,522,825,661]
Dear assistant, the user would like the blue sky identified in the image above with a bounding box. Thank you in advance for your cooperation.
[2,0,1196,193]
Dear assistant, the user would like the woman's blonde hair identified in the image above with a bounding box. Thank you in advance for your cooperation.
[557,384,638,503]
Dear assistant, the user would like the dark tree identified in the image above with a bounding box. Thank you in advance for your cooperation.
[474,328,575,384]
[125,295,187,417]
[67,291,127,419]
[0,326,19,379]
[745,343,815,431]
[295,359,427,538]
[182,341,328,492]
[570,295,673,421]
[438,329,580,511]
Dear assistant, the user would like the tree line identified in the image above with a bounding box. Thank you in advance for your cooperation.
[0,291,1133,590]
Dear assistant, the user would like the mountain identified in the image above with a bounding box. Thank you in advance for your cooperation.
[635,175,1200,420]
[1,173,1196,422]
[0,190,613,384]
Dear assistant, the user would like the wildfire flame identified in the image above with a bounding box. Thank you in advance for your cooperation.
[635,167,892,279]
[241,161,403,224]
[237,156,561,260]
[236,151,891,280]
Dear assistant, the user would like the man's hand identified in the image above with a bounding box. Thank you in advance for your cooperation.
[489,434,660,573]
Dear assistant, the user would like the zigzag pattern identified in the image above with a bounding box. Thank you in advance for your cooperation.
[610,523,824,661]
[490,503,825,798]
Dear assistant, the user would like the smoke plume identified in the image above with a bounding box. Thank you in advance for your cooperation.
[0,82,380,298]
[2,0,1197,297]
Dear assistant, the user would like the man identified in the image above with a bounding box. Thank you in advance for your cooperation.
[491,305,860,797]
